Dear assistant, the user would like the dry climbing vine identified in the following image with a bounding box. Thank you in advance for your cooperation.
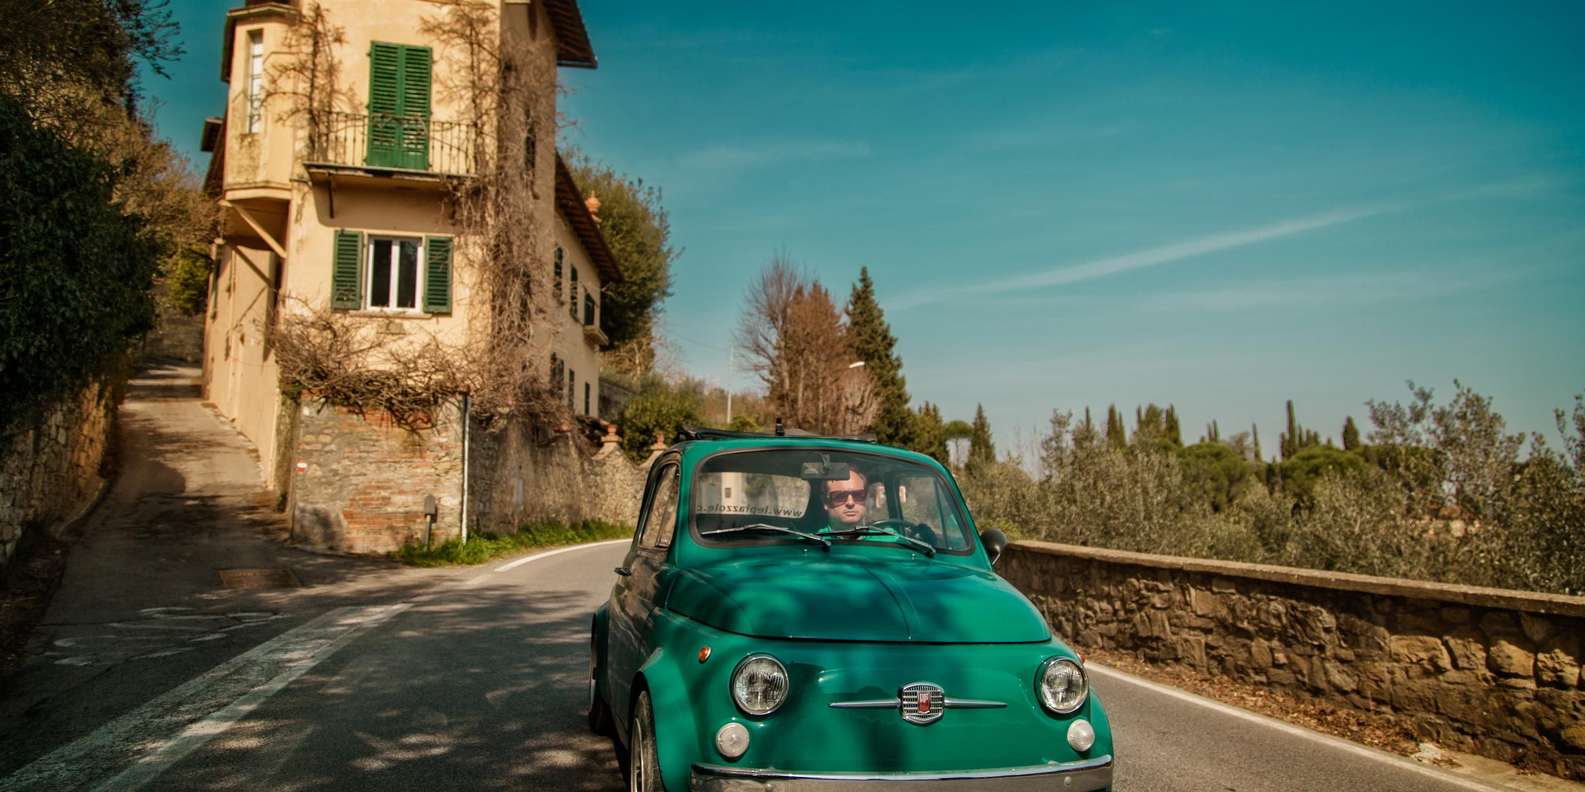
[269,1,570,431]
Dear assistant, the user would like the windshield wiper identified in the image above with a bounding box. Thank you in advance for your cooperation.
[822,526,936,557]
[701,523,831,550]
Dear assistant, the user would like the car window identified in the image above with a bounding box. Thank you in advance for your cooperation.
[691,448,974,554]
[695,471,811,523]
[640,464,680,549]
[897,473,970,550]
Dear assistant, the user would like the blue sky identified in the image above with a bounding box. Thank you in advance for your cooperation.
[146,1,1584,458]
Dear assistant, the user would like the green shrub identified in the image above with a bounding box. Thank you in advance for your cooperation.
[397,518,631,567]
[615,376,702,460]
[1179,442,1257,512]
[0,96,157,433]
[1278,445,1367,504]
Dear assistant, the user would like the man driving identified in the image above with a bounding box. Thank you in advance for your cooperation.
[820,468,869,530]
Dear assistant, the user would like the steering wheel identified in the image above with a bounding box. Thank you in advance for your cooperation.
[871,519,940,547]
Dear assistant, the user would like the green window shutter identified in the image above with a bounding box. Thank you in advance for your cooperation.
[366,43,401,167]
[398,46,432,169]
[332,230,364,310]
[423,236,452,314]
[400,46,431,118]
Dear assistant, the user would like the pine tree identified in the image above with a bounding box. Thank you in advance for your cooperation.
[1342,415,1361,451]
[844,267,913,446]
[911,402,949,466]
[968,403,996,470]
[1105,405,1126,449]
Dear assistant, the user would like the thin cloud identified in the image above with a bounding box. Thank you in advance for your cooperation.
[887,203,1399,311]
[675,139,871,171]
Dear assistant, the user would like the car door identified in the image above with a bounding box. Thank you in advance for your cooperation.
[607,456,682,730]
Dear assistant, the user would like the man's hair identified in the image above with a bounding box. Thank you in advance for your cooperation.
[825,467,868,489]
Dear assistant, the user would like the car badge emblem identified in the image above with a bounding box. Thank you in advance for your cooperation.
[899,682,945,725]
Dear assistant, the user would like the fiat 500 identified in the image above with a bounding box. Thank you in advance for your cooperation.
[589,432,1114,791]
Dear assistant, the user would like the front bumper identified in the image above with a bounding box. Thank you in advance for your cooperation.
[691,755,1113,791]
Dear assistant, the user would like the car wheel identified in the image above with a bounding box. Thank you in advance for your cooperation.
[587,637,613,735]
[628,690,666,792]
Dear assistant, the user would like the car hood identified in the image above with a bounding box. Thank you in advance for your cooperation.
[665,553,1051,643]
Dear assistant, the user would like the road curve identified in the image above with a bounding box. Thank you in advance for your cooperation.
[2,540,1504,791]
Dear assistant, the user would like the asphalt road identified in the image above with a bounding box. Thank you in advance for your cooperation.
[0,540,1516,791]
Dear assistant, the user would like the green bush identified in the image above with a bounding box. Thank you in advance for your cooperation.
[0,96,157,433]
[616,376,702,460]
[397,518,631,567]
[1278,445,1367,505]
[1179,442,1257,512]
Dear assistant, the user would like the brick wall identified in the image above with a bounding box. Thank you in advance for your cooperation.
[0,381,114,568]
[288,400,465,554]
[285,399,658,553]
[1001,541,1585,779]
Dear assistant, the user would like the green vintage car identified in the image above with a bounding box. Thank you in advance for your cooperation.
[589,430,1114,791]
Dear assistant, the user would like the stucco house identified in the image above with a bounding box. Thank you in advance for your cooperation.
[198,0,620,552]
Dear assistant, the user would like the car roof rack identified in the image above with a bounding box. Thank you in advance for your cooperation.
[674,423,879,445]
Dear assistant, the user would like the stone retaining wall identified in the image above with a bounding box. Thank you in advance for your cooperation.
[0,381,114,568]
[285,398,656,554]
[289,401,466,554]
[1002,541,1585,779]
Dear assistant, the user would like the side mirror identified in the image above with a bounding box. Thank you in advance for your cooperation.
[980,528,1008,567]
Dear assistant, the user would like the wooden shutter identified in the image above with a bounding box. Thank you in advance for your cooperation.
[366,43,401,167]
[399,46,432,169]
[423,236,452,314]
[332,230,363,310]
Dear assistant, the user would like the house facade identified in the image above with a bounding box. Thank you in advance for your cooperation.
[200,0,619,552]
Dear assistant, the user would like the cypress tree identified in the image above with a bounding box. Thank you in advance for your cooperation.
[1342,416,1361,451]
[1105,405,1125,449]
[1164,405,1182,448]
[911,402,949,466]
[1282,400,1299,460]
[968,403,996,470]
[844,267,914,446]
[1251,423,1262,462]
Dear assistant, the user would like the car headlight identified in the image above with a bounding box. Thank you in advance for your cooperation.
[1036,657,1087,715]
[731,654,789,716]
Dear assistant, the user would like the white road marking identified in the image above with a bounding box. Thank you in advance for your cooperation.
[491,538,630,574]
[89,603,411,791]
[1086,662,1501,792]
[1,539,627,792]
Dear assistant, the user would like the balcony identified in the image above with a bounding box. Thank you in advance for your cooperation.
[304,111,480,183]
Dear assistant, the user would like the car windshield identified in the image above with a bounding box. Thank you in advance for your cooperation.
[692,448,974,554]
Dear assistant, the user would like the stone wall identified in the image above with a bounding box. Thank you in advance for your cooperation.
[142,290,204,363]
[0,381,115,568]
[285,398,656,554]
[466,420,656,534]
[1001,541,1585,779]
[288,400,465,554]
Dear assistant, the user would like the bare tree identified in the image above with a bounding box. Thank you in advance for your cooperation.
[735,256,875,434]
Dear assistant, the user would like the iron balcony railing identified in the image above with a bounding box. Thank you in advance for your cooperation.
[305,110,480,177]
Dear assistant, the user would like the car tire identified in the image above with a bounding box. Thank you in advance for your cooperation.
[587,637,613,736]
[627,690,666,792]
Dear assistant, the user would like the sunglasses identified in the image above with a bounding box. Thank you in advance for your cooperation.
[824,488,866,506]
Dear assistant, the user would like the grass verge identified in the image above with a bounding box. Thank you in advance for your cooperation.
[396,518,631,567]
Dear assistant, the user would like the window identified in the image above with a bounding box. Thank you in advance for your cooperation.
[568,368,575,410]
[640,464,680,549]
[569,267,579,320]
[247,31,264,134]
[367,237,421,311]
[583,292,596,327]
[553,247,563,302]
[584,381,591,416]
